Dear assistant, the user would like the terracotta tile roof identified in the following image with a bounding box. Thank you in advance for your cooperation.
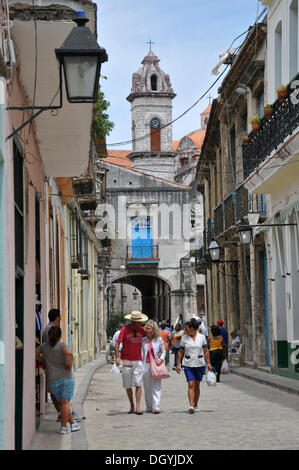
[105,150,132,168]
[186,129,206,148]
[172,140,180,151]
[201,105,212,115]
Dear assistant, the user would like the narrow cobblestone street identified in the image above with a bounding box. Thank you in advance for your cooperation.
[83,358,299,450]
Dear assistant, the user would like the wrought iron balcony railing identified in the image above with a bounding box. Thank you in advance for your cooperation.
[243,77,299,179]
[236,185,266,220]
[214,203,224,237]
[224,193,236,230]
[127,244,159,261]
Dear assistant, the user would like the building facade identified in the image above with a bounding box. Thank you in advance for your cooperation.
[195,21,272,369]
[100,50,198,326]
[245,0,299,379]
[0,0,105,449]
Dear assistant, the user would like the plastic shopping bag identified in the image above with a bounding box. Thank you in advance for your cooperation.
[206,370,217,386]
[111,363,122,375]
[221,359,230,374]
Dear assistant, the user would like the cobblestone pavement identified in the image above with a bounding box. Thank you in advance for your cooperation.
[84,358,299,450]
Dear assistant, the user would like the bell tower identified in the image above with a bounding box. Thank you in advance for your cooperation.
[126,49,177,179]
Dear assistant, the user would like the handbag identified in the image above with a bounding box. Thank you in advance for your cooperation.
[148,341,169,379]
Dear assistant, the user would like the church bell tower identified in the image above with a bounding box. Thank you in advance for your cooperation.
[126,48,177,179]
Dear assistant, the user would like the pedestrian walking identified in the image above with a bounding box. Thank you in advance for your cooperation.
[36,326,80,434]
[115,311,148,415]
[176,318,213,413]
[141,320,166,414]
[159,321,172,370]
[208,325,224,383]
[217,320,228,358]
[172,323,184,370]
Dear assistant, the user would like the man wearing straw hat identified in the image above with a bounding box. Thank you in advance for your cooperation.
[115,311,148,415]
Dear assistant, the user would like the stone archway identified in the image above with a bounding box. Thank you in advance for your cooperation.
[112,274,172,324]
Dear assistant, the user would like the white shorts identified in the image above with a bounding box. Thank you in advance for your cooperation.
[121,360,144,389]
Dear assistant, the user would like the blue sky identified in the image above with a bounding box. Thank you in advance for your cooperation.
[95,0,264,149]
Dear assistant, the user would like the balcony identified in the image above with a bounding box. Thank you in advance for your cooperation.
[73,176,95,196]
[224,193,236,230]
[78,197,98,211]
[127,245,159,265]
[236,185,266,220]
[194,246,208,274]
[214,203,224,237]
[243,77,299,180]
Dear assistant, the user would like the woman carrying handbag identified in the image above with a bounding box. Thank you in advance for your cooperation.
[141,320,167,414]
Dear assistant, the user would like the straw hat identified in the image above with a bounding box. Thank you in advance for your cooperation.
[125,311,148,322]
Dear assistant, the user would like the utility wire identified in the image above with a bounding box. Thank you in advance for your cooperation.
[107,64,230,148]
[106,11,267,149]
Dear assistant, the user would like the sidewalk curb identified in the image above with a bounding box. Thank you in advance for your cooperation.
[71,356,107,450]
[230,367,299,396]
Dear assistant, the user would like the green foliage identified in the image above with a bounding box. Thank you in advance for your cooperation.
[92,85,115,139]
[107,312,126,339]
[249,114,261,124]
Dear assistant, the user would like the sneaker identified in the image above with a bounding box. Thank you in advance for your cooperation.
[188,406,195,414]
[72,412,82,422]
[194,406,200,412]
[59,424,71,434]
[71,422,80,432]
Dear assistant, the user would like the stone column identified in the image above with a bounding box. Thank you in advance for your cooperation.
[238,244,246,356]
[158,280,164,322]
[206,269,213,327]
[170,290,184,323]
[224,248,235,336]
[219,261,227,323]
[153,279,159,322]
[163,283,170,325]
[250,244,258,368]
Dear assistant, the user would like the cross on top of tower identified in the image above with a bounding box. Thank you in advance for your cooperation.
[207,95,213,106]
[146,38,155,51]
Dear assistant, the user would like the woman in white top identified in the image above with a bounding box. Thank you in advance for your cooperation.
[141,320,166,414]
[176,318,213,413]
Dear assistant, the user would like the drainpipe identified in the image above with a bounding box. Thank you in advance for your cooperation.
[0,77,7,449]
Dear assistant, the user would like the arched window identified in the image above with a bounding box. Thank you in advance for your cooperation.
[150,118,161,151]
[290,0,298,80]
[275,21,283,90]
[151,74,157,91]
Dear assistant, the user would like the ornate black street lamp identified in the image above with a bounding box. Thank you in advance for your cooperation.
[6,10,107,139]
[208,240,239,263]
[237,219,253,245]
[55,10,108,103]
[208,240,221,262]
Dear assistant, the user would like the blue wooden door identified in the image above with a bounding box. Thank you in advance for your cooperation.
[131,217,153,258]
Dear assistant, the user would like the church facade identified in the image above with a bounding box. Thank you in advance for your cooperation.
[98,49,207,324]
